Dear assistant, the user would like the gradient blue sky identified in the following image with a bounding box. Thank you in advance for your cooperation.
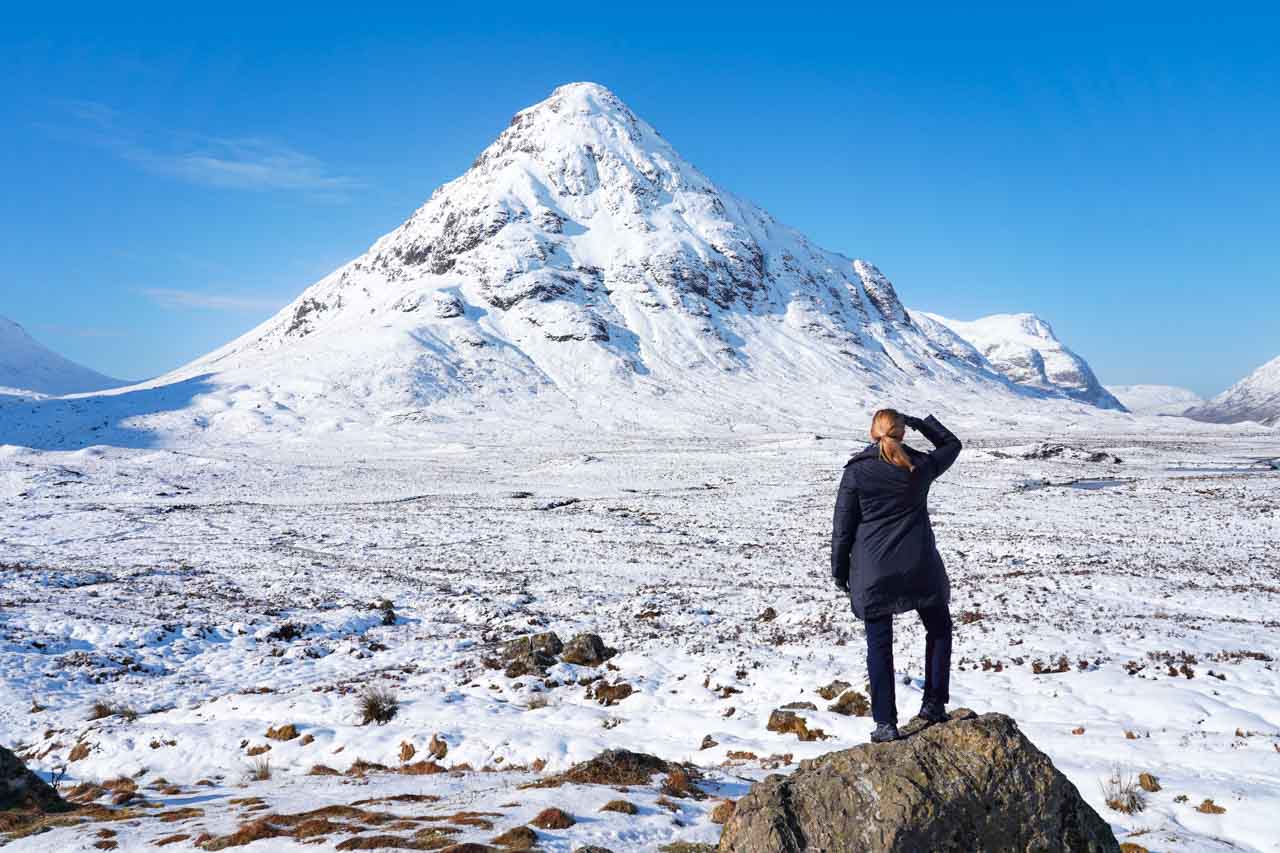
[3,3,1276,396]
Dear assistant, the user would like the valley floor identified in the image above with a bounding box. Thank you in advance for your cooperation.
[0,428,1277,851]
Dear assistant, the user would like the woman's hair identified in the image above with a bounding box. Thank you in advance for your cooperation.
[871,409,915,472]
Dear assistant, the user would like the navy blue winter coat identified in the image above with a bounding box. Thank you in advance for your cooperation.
[831,415,963,620]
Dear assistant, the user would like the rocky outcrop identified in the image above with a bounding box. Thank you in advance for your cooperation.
[1,744,70,816]
[718,711,1119,853]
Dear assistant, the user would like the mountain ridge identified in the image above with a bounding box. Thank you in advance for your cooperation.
[0,316,124,397]
[1185,355,1280,426]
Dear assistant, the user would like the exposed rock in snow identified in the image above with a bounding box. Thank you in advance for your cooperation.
[0,315,124,396]
[914,311,1125,410]
[718,711,1120,853]
[1185,355,1280,426]
[1106,384,1203,416]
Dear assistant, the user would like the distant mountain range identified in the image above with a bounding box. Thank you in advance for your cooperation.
[1185,356,1280,426]
[0,315,123,396]
[3,84,1158,445]
[913,311,1124,410]
[1106,384,1203,417]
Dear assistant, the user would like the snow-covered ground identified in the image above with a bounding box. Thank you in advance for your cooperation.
[1,422,1277,851]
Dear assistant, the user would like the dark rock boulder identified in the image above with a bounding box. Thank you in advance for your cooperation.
[719,711,1119,853]
[502,631,563,678]
[560,633,616,666]
[1,744,70,816]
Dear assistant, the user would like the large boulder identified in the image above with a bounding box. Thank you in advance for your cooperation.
[718,711,1119,853]
[1,745,70,816]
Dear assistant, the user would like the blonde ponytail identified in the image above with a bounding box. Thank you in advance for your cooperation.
[871,409,915,472]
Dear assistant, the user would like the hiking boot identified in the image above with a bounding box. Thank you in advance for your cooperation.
[870,722,900,743]
[915,699,948,724]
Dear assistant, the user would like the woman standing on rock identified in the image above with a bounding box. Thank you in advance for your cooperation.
[831,409,963,743]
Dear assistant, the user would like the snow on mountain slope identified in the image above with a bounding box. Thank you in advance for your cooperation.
[1185,355,1280,426]
[2,84,1130,449]
[914,311,1125,410]
[0,315,124,396]
[1106,384,1202,416]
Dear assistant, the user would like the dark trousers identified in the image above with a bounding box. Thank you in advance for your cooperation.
[863,604,953,725]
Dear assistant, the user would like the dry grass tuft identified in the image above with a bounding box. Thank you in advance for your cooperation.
[246,756,272,782]
[600,799,638,815]
[87,702,137,723]
[358,685,399,725]
[1196,798,1226,814]
[1101,767,1146,815]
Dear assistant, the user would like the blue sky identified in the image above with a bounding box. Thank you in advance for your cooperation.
[3,3,1276,396]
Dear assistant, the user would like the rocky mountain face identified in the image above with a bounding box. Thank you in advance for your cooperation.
[1185,355,1280,426]
[0,315,123,396]
[1106,384,1202,417]
[146,83,1120,436]
[913,311,1125,410]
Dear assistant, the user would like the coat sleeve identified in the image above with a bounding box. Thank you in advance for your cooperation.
[910,415,963,480]
[831,466,860,585]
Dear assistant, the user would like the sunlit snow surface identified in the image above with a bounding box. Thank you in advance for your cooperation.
[0,423,1277,852]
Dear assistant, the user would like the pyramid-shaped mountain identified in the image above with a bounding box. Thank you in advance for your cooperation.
[143,83,1113,436]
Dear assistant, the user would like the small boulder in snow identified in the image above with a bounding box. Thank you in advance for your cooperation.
[560,633,617,666]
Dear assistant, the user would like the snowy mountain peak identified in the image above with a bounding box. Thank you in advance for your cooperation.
[0,315,124,396]
[914,310,1124,410]
[1186,355,1280,426]
[150,83,1132,436]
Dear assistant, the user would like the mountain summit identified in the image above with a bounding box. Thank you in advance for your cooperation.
[150,83,1115,436]
[1186,355,1280,426]
[0,316,123,397]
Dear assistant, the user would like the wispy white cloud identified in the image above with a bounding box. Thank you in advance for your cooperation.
[33,323,125,339]
[142,288,287,313]
[44,101,362,196]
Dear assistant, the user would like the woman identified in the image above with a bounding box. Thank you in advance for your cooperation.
[830,409,963,743]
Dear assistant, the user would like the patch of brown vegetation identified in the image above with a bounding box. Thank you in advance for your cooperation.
[1120,844,1150,853]
[725,750,757,761]
[766,709,829,741]
[661,767,707,800]
[523,749,672,789]
[65,781,108,803]
[308,764,340,776]
[429,734,449,760]
[353,794,441,807]
[156,807,204,823]
[827,689,870,717]
[155,833,191,847]
[1138,773,1161,792]
[710,799,735,824]
[68,741,93,762]
[1196,799,1226,814]
[529,807,574,829]
[402,760,448,775]
[655,796,680,813]
[816,680,850,701]
[299,734,315,746]
[245,744,271,757]
[400,741,417,763]
[490,825,538,849]
[1071,727,1086,735]
[266,724,298,742]
[589,681,633,706]
[600,799,637,815]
